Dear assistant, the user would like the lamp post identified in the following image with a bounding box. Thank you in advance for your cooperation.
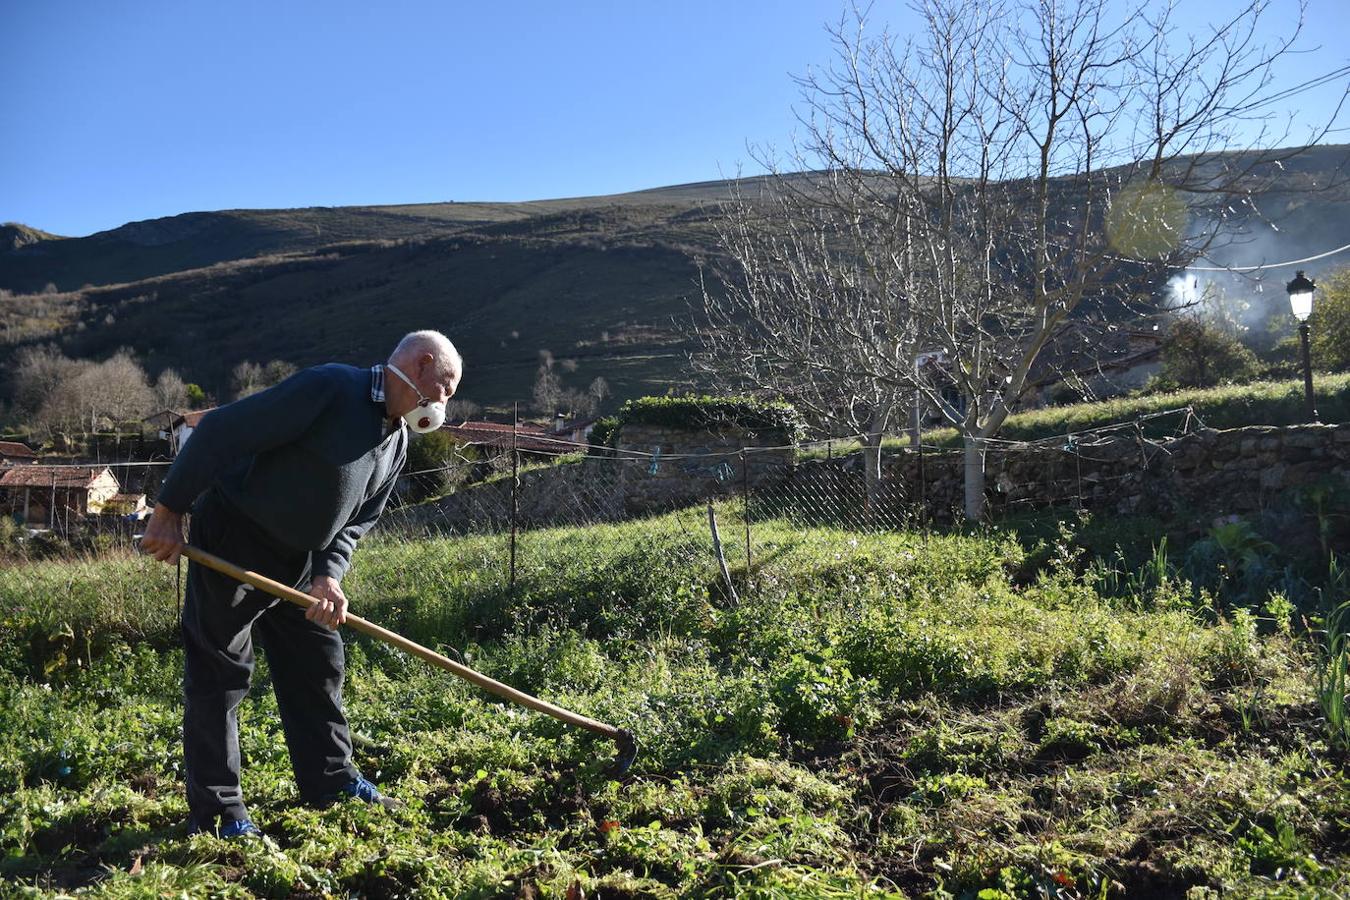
[1286,270,1318,423]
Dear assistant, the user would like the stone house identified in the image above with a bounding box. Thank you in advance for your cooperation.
[550,415,600,449]
[0,465,121,525]
[0,441,38,466]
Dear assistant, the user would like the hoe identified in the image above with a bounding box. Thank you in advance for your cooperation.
[178,544,639,774]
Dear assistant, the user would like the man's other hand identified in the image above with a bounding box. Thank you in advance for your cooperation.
[306,576,348,630]
[140,504,185,564]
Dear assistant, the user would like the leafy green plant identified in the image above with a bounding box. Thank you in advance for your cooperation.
[1183,517,1282,608]
[768,649,874,743]
[1237,815,1325,882]
[588,415,620,450]
[1314,595,1350,755]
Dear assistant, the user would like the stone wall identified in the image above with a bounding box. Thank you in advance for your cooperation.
[614,424,793,516]
[844,423,1350,527]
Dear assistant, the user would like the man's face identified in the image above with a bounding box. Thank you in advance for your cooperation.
[411,354,460,408]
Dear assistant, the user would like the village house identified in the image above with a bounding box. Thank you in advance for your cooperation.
[0,465,124,526]
[442,420,574,459]
[168,409,214,456]
[550,414,600,449]
[1026,326,1164,405]
[0,441,39,467]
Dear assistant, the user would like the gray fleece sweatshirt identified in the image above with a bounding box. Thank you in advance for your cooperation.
[157,364,408,582]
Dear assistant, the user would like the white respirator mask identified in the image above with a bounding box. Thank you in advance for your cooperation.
[386,363,447,434]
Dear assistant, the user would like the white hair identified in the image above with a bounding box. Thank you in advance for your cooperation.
[389,330,462,379]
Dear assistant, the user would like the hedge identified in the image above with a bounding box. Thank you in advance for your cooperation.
[607,395,805,444]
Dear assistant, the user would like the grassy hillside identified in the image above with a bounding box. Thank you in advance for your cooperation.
[0,224,65,252]
[946,373,1350,444]
[0,229,719,413]
[802,374,1350,462]
[0,179,754,295]
[1,506,1346,896]
[2,145,1347,412]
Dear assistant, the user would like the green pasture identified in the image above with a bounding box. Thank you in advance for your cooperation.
[1,507,1347,897]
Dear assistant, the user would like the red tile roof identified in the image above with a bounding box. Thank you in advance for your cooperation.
[0,465,113,489]
[442,422,574,453]
[0,441,37,459]
[175,409,216,428]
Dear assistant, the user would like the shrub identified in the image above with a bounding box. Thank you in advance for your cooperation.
[589,415,620,451]
[1155,318,1260,390]
[768,648,875,743]
[405,428,474,500]
[1310,267,1350,371]
[613,395,804,442]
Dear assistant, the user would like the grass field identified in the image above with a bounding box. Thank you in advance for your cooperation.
[1,506,1347,897]
[801,373,1350,459]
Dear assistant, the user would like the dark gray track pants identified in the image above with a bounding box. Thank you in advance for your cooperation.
[181,488,357,828]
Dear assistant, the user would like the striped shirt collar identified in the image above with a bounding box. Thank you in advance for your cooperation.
[370,364,386,403]
[371,365,405,435]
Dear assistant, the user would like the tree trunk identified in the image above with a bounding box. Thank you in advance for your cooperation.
[860,432,884,525]
[962,434,986,521]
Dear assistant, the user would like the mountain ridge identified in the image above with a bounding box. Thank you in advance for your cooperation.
[2,146,1347,413]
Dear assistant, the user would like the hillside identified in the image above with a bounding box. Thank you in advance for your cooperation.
[0,216,729,412]
[1,146,1347,412]
[0,223,64,253]
[0,179,764,294]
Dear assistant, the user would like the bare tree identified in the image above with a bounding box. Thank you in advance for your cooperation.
[531,350,564,416]
[154,368,190,412]
[37,350,154,434]
[232,359,298,400]
[444,399,481,423]
[700,0,1345,518]
[697,179,920,508]
[587,376,611,414]
[8,344,87,422]
[531,351,604,420]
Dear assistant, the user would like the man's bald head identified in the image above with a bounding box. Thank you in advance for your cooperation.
[389,330,462,383]
[384,330,462,420]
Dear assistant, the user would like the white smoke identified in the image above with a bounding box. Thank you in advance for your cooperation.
[1163,225,1339,348]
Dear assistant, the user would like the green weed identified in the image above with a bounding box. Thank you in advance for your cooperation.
[1,507,1348,896]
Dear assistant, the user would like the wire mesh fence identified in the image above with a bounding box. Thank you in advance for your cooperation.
[752,456,915,532]
[1,405,1214,579]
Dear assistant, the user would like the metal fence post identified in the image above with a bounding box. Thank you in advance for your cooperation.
[917,436,927,529]
[510,403,519,590]
[740,450,751,576]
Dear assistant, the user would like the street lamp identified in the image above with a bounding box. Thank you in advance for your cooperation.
[1286,269,1318,423]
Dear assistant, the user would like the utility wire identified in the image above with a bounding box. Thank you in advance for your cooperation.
[1185,240,1350,272]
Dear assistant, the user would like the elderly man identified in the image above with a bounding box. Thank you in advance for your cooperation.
[141,330,462,839]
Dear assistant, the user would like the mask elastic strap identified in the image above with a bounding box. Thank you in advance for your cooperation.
[386,363,426,402]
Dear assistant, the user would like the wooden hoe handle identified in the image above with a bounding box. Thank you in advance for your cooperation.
[180,544,631,751]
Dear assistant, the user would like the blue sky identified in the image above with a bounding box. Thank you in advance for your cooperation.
[2,0,1346,237]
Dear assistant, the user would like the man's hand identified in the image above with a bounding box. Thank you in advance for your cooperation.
[140,504,185,564]
[306,576,348,630]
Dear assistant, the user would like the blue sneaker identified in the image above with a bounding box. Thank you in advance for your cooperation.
[219,819,263,839]
[187,817,262,839]
[334,775,402,811]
